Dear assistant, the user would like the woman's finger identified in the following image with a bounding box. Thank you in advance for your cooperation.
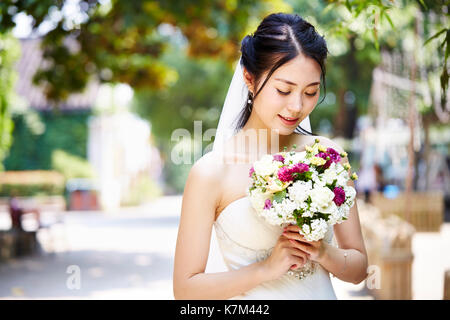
[289,249,308,269]
[288,239,313,255]
[284,224,300,232]
[283,231,320,247]
[289,246,310,259]
[283,231,307,242]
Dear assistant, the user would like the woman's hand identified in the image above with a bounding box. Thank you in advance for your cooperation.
[282,224,329,264]
[260,233,310,281]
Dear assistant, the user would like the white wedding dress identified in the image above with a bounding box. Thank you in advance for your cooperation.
[211,195,338,300]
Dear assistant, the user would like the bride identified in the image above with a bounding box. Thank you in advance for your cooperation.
[173,12,368,300]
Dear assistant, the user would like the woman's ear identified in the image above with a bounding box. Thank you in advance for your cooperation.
[242,67,255,95]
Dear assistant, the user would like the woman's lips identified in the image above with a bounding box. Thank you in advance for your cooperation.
[278,114,299,126]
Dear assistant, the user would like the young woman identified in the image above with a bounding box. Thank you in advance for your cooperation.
[173,12,368,300]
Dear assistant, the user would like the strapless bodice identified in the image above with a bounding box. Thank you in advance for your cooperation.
[213,196,337,300]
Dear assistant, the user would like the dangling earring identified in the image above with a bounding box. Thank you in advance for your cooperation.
[247,92,253,105]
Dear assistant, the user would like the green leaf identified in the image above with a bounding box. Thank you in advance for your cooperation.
[373,28,379,51]
[273,189,286,204]
[417,0,428,10]
[384,12,395,30]
[424,28,447,46]
[345,0,352,12]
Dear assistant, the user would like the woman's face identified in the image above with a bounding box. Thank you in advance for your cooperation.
[244,53,322,135]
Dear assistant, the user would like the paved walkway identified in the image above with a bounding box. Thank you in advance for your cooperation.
[0,195,448,299]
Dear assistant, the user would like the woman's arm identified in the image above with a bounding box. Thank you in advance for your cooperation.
[173,152,270,300]
[317,198,369,284]
[319,137,368,284]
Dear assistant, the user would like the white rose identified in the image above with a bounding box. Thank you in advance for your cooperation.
[319,200,337,214]
[253,154,278,177]
[309,186,335,211]
[287,180,312,204]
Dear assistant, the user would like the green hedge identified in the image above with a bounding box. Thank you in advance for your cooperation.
[3,110,91,171]
[0,183,64,197]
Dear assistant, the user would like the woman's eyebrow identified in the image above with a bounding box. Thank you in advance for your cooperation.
[274,77,320,87]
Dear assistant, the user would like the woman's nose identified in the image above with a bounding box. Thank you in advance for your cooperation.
[287,99,302,114]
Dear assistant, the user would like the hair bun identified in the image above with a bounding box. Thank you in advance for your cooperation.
[240,34,255,60]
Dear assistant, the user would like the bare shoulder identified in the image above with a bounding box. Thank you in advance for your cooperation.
[187,151,224,185]
[180,151,226,223]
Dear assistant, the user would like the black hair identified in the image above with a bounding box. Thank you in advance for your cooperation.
[235,12,328,135]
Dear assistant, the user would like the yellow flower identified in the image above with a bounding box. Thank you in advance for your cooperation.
[306,143,319,155]
[340,151,348,158]
[310,157,326,166]
[351,173,358,180]
[343,163,351,170]
[318,144,327,152]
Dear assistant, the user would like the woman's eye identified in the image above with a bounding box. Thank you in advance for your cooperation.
[276,89,290,95]
[305,92,318,97]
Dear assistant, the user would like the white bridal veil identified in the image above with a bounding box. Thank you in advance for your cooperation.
[211,56,311,153]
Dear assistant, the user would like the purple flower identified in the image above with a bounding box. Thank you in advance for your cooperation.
[290,162,309,174]
[316,152,332,169]
[277,166,294,182]
[249,166,255,177]
[333,187,346,206]
[273,154,285,163]
[316,147,342,169]
[264,199,272,210]
[327,147,341,163]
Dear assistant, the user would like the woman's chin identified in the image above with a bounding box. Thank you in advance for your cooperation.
[273,125,296,135]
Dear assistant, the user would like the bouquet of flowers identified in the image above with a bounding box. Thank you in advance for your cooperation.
[247,138,358,242]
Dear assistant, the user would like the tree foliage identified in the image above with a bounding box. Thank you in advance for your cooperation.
[0,0,290,102]
[0,33,20,170]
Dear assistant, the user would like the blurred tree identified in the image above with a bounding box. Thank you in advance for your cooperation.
[0,0,290,102]
[322,0,449,129]
[132,44,233,192]
[289,0,449,138]
[0,33,20,170]
[324,0,448,97]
